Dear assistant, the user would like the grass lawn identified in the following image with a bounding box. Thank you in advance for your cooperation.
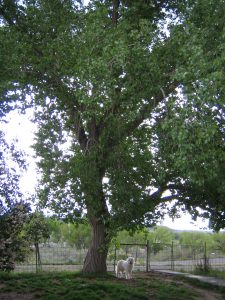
[193,269,225,280]
[0,271,225,300]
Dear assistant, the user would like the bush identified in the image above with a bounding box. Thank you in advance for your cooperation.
[0,203,31,271]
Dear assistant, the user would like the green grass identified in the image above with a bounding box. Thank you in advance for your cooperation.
[0,271,220,300]
[193,269,225,279]
[174,274,225,297]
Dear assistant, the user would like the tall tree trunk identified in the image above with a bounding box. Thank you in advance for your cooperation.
[83,217,109,273]
[80,139,110,273]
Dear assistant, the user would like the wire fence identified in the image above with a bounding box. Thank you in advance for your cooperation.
[14,241,225,273]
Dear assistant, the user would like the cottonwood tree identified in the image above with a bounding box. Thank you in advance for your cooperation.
[0,0,224,272]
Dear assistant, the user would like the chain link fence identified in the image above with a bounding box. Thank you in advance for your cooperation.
[14,241,225,273]
[15,243,88,273]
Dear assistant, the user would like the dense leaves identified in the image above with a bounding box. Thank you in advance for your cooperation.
[47,217,91,248]
[0,0,224,272]
[0,202,30,271]
[24,211,50,245]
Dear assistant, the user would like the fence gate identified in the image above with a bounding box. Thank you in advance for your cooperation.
[113,242,149,272]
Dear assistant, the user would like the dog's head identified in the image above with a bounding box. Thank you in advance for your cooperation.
[127,257,134,265]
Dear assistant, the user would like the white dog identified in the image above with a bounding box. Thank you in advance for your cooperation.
[115,257,135,279]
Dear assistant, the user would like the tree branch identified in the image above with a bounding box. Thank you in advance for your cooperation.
[45,77,88,152]
[112,0,120,25]
[0,0,19,25]
[124,82,177,137]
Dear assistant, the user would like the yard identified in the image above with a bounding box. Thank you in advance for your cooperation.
[0,271,225,300]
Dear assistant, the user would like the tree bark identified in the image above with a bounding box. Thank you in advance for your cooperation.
[79,116,110,273]
[112,0,120,25]
[82,217,109,273]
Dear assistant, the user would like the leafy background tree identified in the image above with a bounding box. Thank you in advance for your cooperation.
[0,0,224,273]
[0,202,30,271]
[58,221,91,248]
[0,124,31,271]
[114,226,175,246]
[25,211,50,246]
[24,210,50,269]
[179,231,215,250]
[212,233,225,254]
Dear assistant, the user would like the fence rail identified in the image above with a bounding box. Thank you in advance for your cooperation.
[14,241,225,273]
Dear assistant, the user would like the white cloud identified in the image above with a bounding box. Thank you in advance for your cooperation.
[161,214,210,231]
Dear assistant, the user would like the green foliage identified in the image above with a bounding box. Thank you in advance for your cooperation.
[114,226,175,246]
[113,226,175,255]
[60,222,92,248]
[179,231,215,251]
[46,217,91,248]
[212,232,225,253]
[1,0,225,271]
[47,217,63,243]
[0,202,31,272]
[0,128,31,272]
[148,226,175,244]
[24,211,50,245]
[114,228,149,245]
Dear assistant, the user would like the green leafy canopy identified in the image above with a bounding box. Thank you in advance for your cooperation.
[0,0,224,234]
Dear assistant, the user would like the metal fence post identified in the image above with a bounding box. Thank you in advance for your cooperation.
[146,240,150,272]
[204,241,207,272]
[113,245,117,272]
[171,241,174,270]
[35,244,38,273]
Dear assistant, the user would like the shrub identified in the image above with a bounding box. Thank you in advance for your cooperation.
[0,202,31,271]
